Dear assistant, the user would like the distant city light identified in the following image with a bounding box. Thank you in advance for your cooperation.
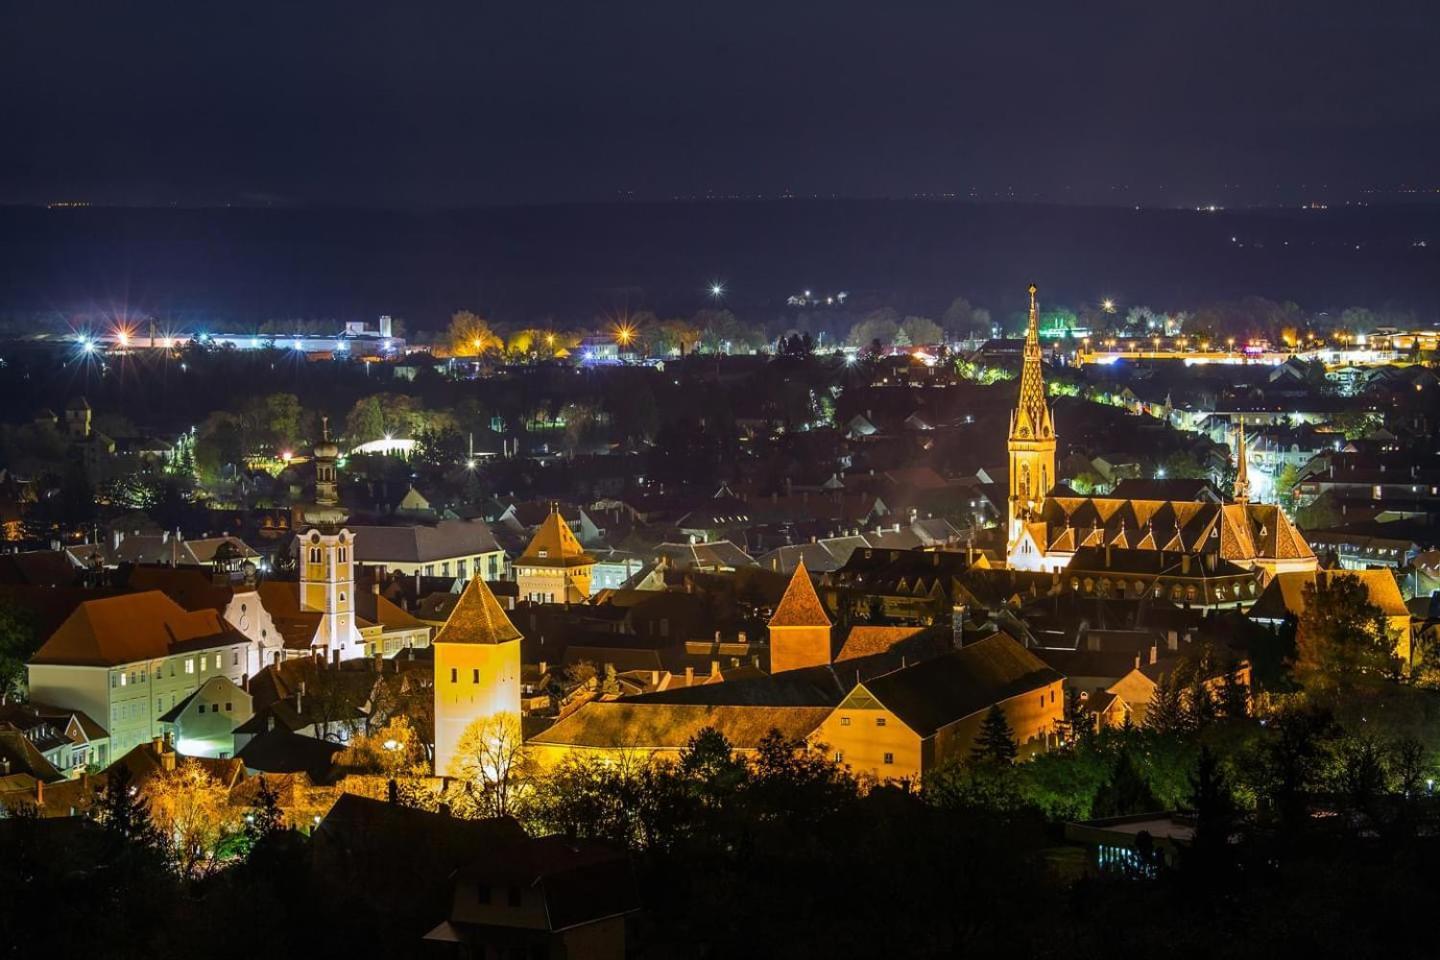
[1101,299,1116,313]
[709,281,726,299]
[466,459,477,470]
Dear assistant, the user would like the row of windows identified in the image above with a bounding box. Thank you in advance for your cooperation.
[306,546,349,564]
[450,668,484,684]
[113,651,238,688]
[1069,577,1257,602]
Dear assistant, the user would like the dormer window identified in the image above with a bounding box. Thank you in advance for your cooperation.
[538,549,548,558]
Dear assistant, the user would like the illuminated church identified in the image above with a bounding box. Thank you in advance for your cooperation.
[1003,285,1317,583]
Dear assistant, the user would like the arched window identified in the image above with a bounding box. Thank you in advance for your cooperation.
[1019,464,1031,500]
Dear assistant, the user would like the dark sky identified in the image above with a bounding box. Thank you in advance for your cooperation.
[2,1,1436,208]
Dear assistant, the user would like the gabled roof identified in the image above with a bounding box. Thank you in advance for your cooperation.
[433,576,523,645]
[768,560,831,628]
[29,591,240,667]
[856,634,1061,737]
[519,507,594,567]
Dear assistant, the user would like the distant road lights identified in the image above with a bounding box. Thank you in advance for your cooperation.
[544,332,555,348]
[471,338,483,354]
[78,336,96,354]
[613,323,636,347]
[280,450,293,463]
[115,328,131,347]
[1156,467,1167,479]
[1227,337,1237,351]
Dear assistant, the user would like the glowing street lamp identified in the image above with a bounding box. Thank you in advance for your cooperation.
[613,323,636,347]
[1101,298,1116,313]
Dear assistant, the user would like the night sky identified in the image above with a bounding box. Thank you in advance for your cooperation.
[2,1,1436,208]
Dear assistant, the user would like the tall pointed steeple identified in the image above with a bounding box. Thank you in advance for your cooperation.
[1006,284,1058,569]
[1233,417,1251,504]
[1012,284,1054,444]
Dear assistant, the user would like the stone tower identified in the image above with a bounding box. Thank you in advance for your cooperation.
[297,417,364,661]
[1006,284,1057,560]
[768,559,833,674]
[432,576,523,777]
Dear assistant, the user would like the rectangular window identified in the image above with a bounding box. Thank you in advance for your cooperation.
[450,668,458,682]
[473,669,480,684]
[839,716,851,726]
[185,659,195,674]
[875,717,886,727]
[198,704,206,714]
[225,702,232,712]
[169,661,175,677]
[883,753,895,765]
[119,673,127,687]
[233,651,240,666]
[157,698,163,712]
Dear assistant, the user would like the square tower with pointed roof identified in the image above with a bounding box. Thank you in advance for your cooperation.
[514,503,595,604]
[768,560,834,673]
[432,576,523,777]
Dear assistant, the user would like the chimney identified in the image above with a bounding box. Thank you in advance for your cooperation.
[1133,653,1141,669]
[714,630,722,642]
[1149,644,1158,665]
[539,660,548,675]
[685,666,695,685]
[35,779,43,806]
[415,570,422,594]
[152,737,163,754]
[710,659,721,678]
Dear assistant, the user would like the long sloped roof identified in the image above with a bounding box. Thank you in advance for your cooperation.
[528,702,832,751]
[29,591,237,667]
[433,576,523,645]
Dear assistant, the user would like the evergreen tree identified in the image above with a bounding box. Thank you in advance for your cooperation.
[244,775,285,847]
[1093,748,1161,817]
[1144,667,1189,734]
[1184,745,1237,880]
[97,766,158,849]
[971,705,1018,765]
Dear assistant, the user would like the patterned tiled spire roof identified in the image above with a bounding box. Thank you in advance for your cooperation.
[1011,284,1054,442]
